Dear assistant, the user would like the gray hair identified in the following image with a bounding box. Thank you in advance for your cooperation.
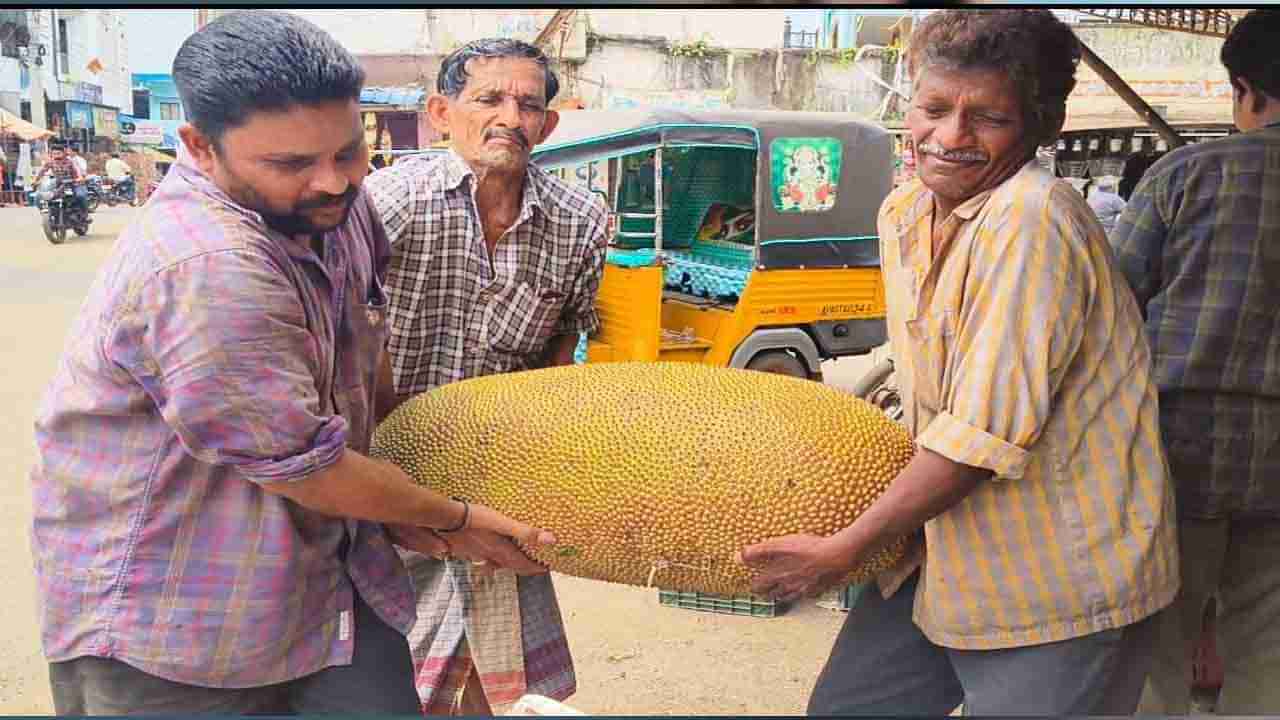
[436,38,560,102]
[907,10,1081,148]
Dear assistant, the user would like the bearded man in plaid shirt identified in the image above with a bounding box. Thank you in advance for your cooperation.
[28,13,554,715]
[365,39,608,715]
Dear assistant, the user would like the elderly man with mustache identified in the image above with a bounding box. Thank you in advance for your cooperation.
[364,39,608,716]
[741,10,1179,715]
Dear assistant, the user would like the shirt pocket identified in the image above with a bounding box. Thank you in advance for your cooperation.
[904,307,956,415]
[336,282,390,454]
[483,281,567,357]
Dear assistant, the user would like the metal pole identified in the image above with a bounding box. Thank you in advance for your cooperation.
[1078,41,1185,150]
[653,146,663,253]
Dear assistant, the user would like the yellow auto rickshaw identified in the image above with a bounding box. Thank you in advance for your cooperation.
[534,109,894,382]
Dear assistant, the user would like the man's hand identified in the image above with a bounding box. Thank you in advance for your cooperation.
[739,534,855,604]
[435,527,551,576]
[739,448,989,604]
[385,523,451,557]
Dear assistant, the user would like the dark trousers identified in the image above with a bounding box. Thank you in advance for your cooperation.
[809,573,1161,716]
[48,592,420,715]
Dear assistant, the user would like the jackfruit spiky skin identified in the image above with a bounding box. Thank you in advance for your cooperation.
[370,362,915,596]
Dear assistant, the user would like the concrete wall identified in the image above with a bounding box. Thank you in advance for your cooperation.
[94,11,131,111]
[289,9,587,58]
[359,54,441,88]
[293,9,789,68]
[571,36,891,116]
[0,57,20,102]
[31,10,131,110]
[587,10,790,50]
[1068,25,1232,126]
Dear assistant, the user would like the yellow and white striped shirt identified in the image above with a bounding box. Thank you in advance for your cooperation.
[880,162,1179,650]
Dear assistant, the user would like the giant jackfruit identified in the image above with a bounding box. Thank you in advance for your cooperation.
[370,362,915,596]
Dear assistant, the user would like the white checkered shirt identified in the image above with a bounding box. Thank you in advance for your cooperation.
[365,150,608,397]
[364,149,607,707]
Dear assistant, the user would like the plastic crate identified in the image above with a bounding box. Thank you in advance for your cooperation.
[817,582,869,613]
[840,582,868,612]
[657,590,787,618]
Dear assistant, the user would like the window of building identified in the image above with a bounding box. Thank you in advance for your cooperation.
[132,89,151,119]
[0,11,31,59]
[158,102,181,121]
[57,18,69,71]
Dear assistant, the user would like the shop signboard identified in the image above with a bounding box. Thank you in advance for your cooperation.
[119,116,170,147]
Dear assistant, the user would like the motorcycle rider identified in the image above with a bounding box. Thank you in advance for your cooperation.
[104,153,136,203]
[69,146,88,177]
[34,143,89,212]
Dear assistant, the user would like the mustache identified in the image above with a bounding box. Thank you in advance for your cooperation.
[917,143,989,163]
[296,183,358,211]
[485,128,529,148]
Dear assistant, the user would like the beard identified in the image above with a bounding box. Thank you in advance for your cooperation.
[259,185,358,236]
[221,167,359,236]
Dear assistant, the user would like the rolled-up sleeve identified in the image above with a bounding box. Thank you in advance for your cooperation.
[107,247,347,484]
[555,205,608,336]
[918,186,1093,480]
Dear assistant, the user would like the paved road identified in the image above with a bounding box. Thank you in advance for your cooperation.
[0,205,129,713]
[0,204,880,713]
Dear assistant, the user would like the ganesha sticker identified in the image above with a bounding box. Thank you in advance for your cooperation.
[772,137,842,213]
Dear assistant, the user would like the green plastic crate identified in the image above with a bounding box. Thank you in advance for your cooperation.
[657,590,787,618]
[840,582,868,612]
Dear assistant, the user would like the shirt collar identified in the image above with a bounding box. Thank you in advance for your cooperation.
[441,149,545,220]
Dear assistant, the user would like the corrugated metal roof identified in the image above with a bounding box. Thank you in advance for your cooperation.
[360,87,425,108]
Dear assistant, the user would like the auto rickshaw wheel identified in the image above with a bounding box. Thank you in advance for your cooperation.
[745,350,812,381]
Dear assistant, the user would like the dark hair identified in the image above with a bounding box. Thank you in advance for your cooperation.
[172,10,365,144]
[1118,152,1166,201]
[437,38,559,102]
[907,10,1081,147]
[1221,10,1280,111]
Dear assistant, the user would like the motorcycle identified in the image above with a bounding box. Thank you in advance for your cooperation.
[101,174,139,207]
[84,175,104,212]
[35,176,93,245]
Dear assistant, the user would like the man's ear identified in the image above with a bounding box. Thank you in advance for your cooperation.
[535,109,560,146]
[426,94,452,136]
[178,124,217,175]
[1238,77,1270,114]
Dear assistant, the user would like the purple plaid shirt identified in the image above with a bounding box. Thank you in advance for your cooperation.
[29,159,415,688]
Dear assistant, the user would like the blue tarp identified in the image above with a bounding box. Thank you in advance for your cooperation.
[360,87,425,108]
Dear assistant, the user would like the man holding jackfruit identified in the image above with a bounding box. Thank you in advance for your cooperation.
[365,39,607,716]
[742,9,1178,715]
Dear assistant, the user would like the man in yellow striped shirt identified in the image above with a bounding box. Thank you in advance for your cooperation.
[742,10,1179,715]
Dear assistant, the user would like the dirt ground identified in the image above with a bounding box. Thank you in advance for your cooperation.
[0,205,883,715]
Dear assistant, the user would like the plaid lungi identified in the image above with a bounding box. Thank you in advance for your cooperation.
[406,554,575,715]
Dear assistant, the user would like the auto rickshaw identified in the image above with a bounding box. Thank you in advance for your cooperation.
[533,109,894,383]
